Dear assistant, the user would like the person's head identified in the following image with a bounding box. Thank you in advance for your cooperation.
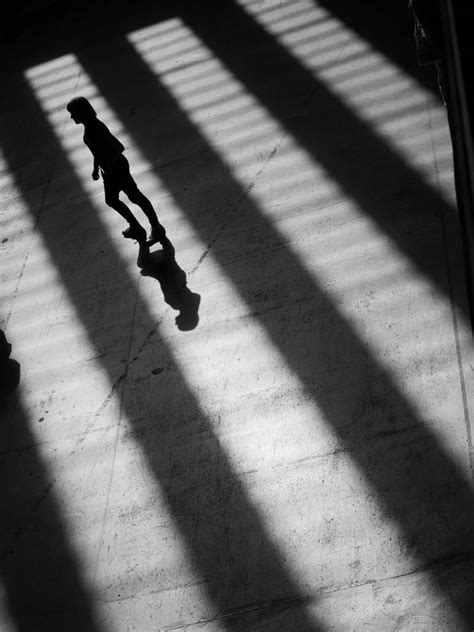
[66,96,96,124]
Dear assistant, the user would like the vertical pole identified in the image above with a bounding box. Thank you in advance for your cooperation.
[440,0,474,334]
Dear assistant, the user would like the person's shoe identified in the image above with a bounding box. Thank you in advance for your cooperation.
[122,225,146,242]
[147,224,167,245]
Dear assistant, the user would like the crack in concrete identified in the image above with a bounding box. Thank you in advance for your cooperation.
[160,551,474,630]
[190,134,286,276]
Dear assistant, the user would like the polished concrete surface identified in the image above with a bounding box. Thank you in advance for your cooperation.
[1,1,473,630]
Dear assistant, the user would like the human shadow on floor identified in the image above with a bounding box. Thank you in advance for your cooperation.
[129,238,201,331]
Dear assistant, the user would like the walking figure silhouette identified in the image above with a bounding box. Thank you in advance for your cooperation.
[67,96,172,248]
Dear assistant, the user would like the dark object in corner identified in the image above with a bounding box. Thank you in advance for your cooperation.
[0,330,20,398]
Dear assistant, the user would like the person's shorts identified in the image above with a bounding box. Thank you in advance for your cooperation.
[102,155,139,200]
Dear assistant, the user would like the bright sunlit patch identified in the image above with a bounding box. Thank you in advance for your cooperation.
[128,15,472,622]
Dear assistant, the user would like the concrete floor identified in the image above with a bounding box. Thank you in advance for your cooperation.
[1,0,473,630]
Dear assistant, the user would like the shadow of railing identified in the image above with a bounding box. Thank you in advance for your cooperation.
[0,74,322,631]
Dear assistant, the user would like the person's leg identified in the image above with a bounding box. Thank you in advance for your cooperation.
[103,174,146,240]
[119,161,162,225]
[125,184,171,247]
[114,156,160,228]
[127,188,160,227]
[119,157,173,250]
[106,196,142,226]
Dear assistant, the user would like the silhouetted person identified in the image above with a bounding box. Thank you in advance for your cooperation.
[66,96,168,245]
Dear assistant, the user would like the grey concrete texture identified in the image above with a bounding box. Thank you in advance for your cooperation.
[1,0,473,630]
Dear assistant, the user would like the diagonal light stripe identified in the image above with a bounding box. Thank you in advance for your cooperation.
[237,0,456,205]
[126,15,473,622]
